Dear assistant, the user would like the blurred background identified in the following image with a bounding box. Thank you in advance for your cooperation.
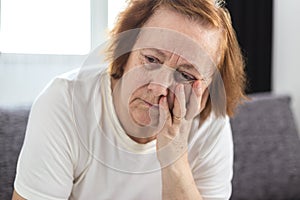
[0,0,299,130]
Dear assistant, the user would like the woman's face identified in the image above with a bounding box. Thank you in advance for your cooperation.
[124,49,204,126]
[112,7,222,139]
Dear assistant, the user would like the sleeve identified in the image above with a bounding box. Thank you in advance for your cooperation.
[14,78,77,200]
[189,116,234,200]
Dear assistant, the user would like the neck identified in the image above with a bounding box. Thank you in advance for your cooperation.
[127,134,157,144]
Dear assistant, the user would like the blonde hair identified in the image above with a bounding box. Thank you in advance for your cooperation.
[106,0,247,120]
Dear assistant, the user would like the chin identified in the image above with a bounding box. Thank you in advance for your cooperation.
[132,114,151,126]
[131,111,159,127]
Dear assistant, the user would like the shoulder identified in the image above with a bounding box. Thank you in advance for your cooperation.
[188,113,232,159]
[26,68,84,147]
[33,65,108,111]
[34,68,79,106]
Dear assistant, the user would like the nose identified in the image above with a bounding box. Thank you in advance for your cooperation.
[147,67,176,97]
[148,66,174,96]
[147,82,168,96]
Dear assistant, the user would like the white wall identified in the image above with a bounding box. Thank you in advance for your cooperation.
[0,53,85,106]
[273,0,300,131]
[0,0,108,106]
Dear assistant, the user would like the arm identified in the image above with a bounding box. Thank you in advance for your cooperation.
[13,78,75,199]
[156,82,205,199]
[156,81,232,199]
[161,152,203,200]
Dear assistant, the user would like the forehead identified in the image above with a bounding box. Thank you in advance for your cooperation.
[130,7,222,76]
[141,7,222,62]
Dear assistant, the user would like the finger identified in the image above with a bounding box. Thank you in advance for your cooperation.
[172,84,186,124]
[159,96,171,127]
[185,80,203,120]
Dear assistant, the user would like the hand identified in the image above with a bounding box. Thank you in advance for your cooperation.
[156,80,207,166]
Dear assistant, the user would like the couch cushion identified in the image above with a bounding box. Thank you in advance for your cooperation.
[230,93,300,200]
[0,106,30,200]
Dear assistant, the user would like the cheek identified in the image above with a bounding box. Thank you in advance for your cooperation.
[129,100,152,125]
[128,85,147,103]
[128,88,150,114]
[123,52,143,73]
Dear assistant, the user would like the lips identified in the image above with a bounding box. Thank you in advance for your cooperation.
[140,98,159,108]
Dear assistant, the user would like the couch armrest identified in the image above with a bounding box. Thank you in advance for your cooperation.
[0,106,30,200]
[230,93,300,200]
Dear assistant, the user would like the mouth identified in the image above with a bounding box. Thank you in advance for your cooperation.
[140,98,159,108]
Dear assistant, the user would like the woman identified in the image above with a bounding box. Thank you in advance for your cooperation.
[13,0,246,199]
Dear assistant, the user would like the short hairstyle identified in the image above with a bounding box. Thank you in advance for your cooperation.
[106,0,247,121]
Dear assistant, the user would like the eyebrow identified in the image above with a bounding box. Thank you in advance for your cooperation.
[178,64,196,71]
[177,64,201,78]
[143,48,201,75]
[144,48,167,60]
[145,48,196,68]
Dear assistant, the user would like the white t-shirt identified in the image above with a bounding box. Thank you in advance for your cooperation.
[14,66,233,200]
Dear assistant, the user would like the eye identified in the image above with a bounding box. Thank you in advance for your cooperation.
[141,53,162,70]
[174,70,197,84]
[144,55,160,64]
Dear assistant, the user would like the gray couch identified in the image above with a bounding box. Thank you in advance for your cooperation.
[1,93,300,200]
